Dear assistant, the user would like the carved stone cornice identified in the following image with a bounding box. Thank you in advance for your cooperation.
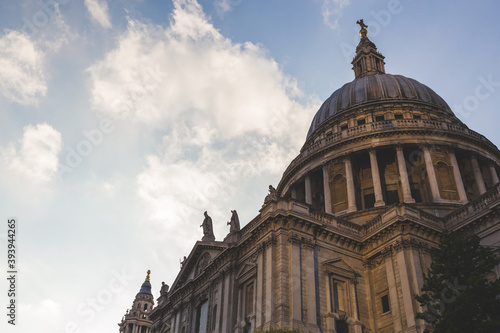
[263,234,277,247]
[302,237,315,250]
[288,233,301,245]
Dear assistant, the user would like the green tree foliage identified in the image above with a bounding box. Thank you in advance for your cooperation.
[415,231,500,333]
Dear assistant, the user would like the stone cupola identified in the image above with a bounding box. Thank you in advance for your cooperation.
[351,19,386,78]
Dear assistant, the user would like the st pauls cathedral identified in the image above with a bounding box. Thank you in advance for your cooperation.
[119,22,500,333]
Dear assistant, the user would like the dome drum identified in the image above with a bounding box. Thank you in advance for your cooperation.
[281,141,500,220]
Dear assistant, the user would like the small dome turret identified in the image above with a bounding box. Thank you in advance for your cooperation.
[138,270,152,295]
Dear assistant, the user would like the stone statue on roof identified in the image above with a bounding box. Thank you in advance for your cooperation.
[227,210,240,233]
[264,185,278,204]
[160,282,169,295]
[200,211,215,241]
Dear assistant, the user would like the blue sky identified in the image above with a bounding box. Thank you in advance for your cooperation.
[0,0,499,332]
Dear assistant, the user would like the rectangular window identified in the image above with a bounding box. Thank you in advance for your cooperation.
[340,124,348,131]
[363,193,375,209]
[381,294,390,314]
[375,115,385,122]
[394,114,404,120]
[195,300,209,333]
[245,283,254,317]
[413,114,421,120]
[357,119,366,125]
[385,190,400,205]
[332,281,339,310]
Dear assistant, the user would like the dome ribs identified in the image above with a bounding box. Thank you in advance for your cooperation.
[306,74,455,139]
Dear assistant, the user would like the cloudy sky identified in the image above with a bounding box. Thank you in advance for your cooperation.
[1,0,499,332]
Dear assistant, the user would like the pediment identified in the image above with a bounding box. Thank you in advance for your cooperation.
[322,258,358,280]
[236,262,257,283]
[170,241,228,292]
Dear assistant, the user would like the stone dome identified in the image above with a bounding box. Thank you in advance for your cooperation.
[307,73,453,139]
[277,26,500,220]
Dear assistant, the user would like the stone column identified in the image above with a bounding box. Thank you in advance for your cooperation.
[395,145,415,203]
[471,156,487,195]
[422,145,441,202]
[323,164,332,214]
[448,150,468,202]
[489,162,499,185]
[369,149,385,207]
[344,157,357,212]
[305,175,312,205]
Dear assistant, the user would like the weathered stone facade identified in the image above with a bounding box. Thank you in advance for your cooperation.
[140,26,500,333]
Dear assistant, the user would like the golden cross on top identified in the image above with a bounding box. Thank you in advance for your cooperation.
[356,19,368,38]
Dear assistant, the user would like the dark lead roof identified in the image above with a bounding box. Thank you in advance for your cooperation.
[306,73,453,138]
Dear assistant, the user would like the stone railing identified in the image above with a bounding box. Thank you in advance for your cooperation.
[445,183,500,228]
[288,119,493,176]
[336,218,363,235]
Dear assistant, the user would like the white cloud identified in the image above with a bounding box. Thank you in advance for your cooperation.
[0,30,46,105]
[19,299,62,333]
[85,0,112,29]
[39,3,75,52]
[213,0,240,18]
[322,0,351,29]
[2,123,62,183]
[89,0,318,226]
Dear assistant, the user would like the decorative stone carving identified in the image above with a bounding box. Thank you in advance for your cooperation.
[264,185,278,204]
[197,252,211,275]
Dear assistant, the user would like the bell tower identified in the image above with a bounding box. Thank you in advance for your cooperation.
[118,270,154,333]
